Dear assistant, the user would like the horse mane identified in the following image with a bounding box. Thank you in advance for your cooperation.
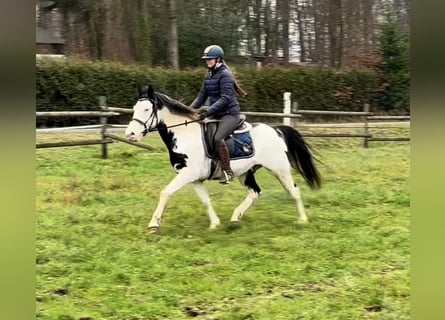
[155,92,199,119]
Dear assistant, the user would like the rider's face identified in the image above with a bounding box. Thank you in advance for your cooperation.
[205,58,217,68]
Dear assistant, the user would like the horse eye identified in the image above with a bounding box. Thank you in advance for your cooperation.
[145,109,149,111]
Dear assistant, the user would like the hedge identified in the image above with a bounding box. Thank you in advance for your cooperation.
[36,58,404,127]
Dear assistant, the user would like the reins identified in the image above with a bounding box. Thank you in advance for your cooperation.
[148,119,201,132]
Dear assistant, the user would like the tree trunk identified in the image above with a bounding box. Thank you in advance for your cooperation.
[328,0,342,68]
[362,0,374,54]
[255,0,262,55]
[264,0,278,63]
[167,0,179,69]
[296,3,306,62]
[280,0,290,64]
[312,1,326,65]
[103,0,114,60]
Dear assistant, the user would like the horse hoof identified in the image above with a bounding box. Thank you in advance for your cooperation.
[227,221,242,230]
[148,226,159,233]
[209,224,220,230]
[297,219,308,225]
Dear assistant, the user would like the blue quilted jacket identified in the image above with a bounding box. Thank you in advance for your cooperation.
[190,64,240,117]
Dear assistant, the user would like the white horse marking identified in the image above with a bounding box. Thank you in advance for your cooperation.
[193,181,220,229]
[230,184,260,222]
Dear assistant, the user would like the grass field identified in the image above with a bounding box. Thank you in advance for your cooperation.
[36,131,410,320]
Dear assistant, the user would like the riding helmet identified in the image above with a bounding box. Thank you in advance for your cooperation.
[201,45,224,59]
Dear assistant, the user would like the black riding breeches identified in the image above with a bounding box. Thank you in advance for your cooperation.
[213,114,240,145]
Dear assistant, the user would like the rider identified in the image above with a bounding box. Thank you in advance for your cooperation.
[191,45,246,184]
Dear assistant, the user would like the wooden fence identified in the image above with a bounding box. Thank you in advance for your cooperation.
[36,96,410,158]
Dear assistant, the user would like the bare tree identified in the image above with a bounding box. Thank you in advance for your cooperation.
[255,0,263,55]
[167,0,179,69]
[279,0,291,64]
[311,0,328,65]
[327,0,343,67]
[362,0,375,54]
[294,0,310,62]
[36,0,409,69]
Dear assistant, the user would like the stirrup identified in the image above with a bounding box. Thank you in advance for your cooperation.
[219,170,234,185]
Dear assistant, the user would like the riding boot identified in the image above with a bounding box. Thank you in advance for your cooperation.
[217,140,234,184]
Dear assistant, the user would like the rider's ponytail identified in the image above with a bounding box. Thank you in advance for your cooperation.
[234,80,247,97]
[224,61,247,97]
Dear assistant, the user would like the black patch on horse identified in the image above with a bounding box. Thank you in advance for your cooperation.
[157,121,188,170]
[244,169,261,194]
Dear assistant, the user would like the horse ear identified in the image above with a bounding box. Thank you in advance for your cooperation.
[140,85,155,99]
[147,85,155,99]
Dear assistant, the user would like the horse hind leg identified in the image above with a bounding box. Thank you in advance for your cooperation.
[193,181,220,229]
[230,170,261,223]
[274,168,308,224]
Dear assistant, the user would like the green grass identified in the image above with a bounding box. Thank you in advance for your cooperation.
[36,132,410,319]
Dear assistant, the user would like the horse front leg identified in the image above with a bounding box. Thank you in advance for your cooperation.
[193,181,220,229]
[148,172,194,233]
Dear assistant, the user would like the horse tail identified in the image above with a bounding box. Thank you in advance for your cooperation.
[273,125,322,189]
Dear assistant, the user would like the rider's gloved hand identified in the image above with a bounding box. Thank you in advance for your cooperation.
[198,112,208,120]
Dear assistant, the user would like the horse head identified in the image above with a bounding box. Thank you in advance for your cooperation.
[126,85,159,141]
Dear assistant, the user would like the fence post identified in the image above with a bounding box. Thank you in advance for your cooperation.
[363,103,370,148]
[283,92,291,126]
[99,96,108,159]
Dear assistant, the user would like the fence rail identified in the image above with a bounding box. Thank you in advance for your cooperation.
[367,115,410,121]
[104,133,154,151]
[36,111,120,117]
[297,110,371,116]
[36,138,113,149]
[36,95,410,158]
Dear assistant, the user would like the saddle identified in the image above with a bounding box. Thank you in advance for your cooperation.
[201,114,255,160]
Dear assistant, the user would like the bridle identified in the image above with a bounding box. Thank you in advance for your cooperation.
[131,97,201,136]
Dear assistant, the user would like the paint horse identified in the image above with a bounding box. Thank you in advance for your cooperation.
[125,85,322,233]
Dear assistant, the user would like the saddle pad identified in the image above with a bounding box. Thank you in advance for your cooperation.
[201,122,255,160]
[227,132,255,159]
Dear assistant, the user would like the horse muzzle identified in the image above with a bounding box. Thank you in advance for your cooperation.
[125,130,143,142]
